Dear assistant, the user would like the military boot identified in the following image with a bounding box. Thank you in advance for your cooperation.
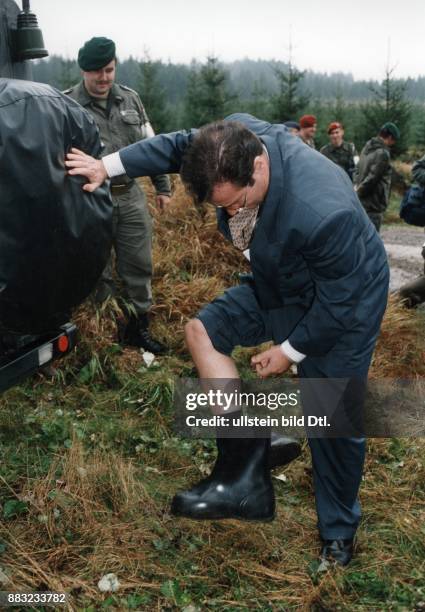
[120,313,168,354]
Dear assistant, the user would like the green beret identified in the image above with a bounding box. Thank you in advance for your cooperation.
[78,37,116,71]
[381,122,400,140]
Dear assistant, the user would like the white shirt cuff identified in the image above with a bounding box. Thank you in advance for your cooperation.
[281,340,306,363]
[145,122,155,138]
[102,152,126,178]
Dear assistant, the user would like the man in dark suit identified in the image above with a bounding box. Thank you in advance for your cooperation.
[66,115,390,566]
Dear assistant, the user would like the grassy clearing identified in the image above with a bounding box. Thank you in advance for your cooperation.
[0,178,424,611]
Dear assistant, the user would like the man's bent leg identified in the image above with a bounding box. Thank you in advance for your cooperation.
[185,318,239,383]
[171,285,275,521]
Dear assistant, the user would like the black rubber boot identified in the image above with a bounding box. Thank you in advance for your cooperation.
[171,416,275,521]
[120,313,168,354]
[269,432,302,469]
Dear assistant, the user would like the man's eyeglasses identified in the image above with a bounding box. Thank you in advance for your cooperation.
[215,186,248,211]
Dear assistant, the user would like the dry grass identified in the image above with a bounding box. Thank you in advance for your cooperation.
[1,436,423,610]
[0,177,424,610]
[370,294,425,378]
[393,160,412,185]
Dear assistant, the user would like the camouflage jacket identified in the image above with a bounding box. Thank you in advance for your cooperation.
[64,82,171,193]
[354,137,392,213]
[320,141,358,180]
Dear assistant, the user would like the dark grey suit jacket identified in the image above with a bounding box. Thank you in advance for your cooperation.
[117,114,389,376]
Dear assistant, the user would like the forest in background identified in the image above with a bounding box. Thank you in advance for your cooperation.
[32,55,425,156]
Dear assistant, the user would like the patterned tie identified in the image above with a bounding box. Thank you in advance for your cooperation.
[228,205,260,250]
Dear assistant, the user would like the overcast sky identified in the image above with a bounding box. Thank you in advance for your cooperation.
[30,0,424,81]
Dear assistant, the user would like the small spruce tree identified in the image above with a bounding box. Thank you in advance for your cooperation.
[269,57,309,123]
[359,66,412,155]
[183,56,236,128]
[137,52,171,133]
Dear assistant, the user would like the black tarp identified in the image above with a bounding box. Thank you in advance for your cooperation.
[0,78,112,333]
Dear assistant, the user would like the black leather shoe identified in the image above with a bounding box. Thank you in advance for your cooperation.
[171,434,275,522]
[269,432,302,469]
[320,538,354,566]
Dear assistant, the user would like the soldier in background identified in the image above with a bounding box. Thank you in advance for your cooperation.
[65,37,171,354]
[283,120,300,136]
[320,122,358,180]
[299,114,317,148]
[354,122,400,233]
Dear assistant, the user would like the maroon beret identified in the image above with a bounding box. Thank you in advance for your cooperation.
[328,121,343,134]
[299,114,317,128]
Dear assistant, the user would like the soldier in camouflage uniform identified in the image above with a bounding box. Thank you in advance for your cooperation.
[65,37,171,353]
[320,122,358,180]
[354,122,400,233]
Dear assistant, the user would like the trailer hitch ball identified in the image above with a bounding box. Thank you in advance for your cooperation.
[15,0,48,60]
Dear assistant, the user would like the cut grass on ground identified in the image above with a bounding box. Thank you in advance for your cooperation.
[0,178,424,611]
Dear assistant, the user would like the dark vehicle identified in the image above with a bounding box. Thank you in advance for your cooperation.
[0,0,112,392]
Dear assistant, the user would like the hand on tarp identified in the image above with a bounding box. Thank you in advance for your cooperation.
[66,148,108,192]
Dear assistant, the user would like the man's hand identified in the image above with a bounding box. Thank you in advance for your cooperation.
[251,345,292,378]
[65,148,108,192]
[156,194,171,212]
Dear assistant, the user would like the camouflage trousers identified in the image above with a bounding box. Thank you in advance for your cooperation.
[93,181,153,315]
[367,212,384,233]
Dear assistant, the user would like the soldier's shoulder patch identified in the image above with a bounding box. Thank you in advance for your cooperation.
[62,87,74,95]
[118,84,139,97]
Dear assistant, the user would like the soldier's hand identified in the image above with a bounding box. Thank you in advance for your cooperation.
[156,194,171,212]
[65,148,108,192]
[251,345,292,379]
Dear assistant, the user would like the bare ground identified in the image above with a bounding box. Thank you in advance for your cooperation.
[381,224,424,291]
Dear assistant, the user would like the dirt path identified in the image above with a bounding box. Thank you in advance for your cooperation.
[381,225,424,291]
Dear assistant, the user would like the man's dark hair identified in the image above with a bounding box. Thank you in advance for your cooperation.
[180,121,263,205]
[379,127,394,140]
[379,122,399,141]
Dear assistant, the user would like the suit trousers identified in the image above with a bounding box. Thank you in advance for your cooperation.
[196,283,372,539]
